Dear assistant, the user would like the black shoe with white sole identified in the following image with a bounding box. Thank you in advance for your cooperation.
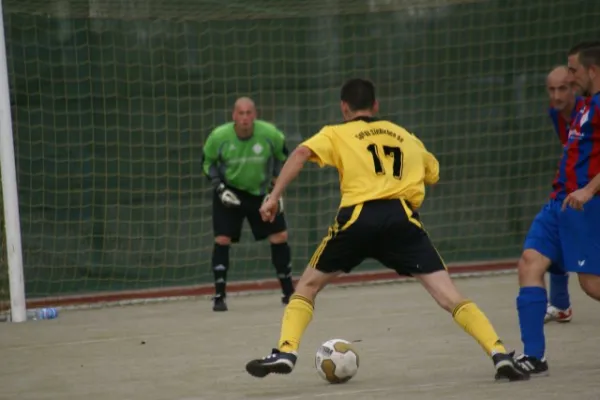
[492,352,531,381]
[512,353,549,377]
[245,349,298,378]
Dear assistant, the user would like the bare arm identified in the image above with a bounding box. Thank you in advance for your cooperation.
[269,145,313,201]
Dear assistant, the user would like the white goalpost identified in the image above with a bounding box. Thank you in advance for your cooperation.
[0,0,26,323]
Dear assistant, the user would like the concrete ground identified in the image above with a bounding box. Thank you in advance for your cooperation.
[1,274,599,400]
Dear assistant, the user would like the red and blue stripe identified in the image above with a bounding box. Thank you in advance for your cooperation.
[551,94,600,200]
[548,96,586,145]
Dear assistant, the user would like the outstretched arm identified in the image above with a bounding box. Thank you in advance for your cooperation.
[259,146,312,222]
[272,140,290,180]
[269,146,312,200]
[261,128,333,221]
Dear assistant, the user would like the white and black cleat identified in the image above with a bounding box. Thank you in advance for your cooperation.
[511,353,549,377]
[493,352,531,381]
[245,349,297,378]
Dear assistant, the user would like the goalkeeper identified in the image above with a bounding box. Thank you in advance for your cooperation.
[202,97,294,312]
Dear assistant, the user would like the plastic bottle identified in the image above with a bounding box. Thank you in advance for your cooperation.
[0,307,59,322]
[28,308,59,320]
[17,308,59,321]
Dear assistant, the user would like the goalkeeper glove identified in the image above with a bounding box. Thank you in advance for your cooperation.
[263,193,284,214]
[216,183,241,207]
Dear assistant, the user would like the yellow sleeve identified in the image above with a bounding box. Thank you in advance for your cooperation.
[423,151,439,185]
[410,133,426,150]
[410,132,439,185]
[300,127,335,167]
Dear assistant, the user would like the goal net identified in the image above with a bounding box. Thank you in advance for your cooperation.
[1,0,598,305]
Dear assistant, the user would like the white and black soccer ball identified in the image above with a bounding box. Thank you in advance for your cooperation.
[314,338,360,384]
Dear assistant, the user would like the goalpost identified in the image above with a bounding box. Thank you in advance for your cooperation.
[1,0,598,319]
[0,0,25,322]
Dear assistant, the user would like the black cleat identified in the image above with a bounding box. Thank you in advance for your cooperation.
[493,352,531,381]
[512,353,549,377]
[246,349,297,378]
[212,296,228,312]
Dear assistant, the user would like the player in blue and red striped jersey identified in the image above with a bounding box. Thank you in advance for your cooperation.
[508,41,600,378]
[543,66,586,324]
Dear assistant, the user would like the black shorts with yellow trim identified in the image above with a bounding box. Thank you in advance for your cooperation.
[308,199,446,276]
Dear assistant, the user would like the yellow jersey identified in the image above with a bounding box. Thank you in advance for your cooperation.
[301,116,439,208]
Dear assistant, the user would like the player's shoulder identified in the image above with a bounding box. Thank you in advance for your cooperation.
[589,93,600,109]
[547,102,558,117]
[254,119,283,136]
[317,118,427,150]
[209,122,235,139]
[319,117,411,136]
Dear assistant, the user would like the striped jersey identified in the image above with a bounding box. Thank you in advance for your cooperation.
[548,96,586,145]
[551,93,600,200]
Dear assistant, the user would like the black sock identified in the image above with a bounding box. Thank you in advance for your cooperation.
[212,243,230,298]
[271,242,294,296]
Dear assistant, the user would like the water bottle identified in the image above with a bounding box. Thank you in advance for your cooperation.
[27,308,59,321]
[1,307,59,322]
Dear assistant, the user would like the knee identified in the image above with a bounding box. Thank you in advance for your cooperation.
[295,280,320,301]
[215,236,232,246]
[517,250,549,286]
[433,286,464,313]
[415,270,464,313]
[425,277,462,313]
[269,231,288,244]
[294,267,331,301]
[578,274,600,301]
[429,295,457,314]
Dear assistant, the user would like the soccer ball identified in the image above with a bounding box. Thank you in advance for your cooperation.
[314,339,360,384]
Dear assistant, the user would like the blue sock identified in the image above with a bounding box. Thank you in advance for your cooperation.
[549,272,570,310]
[517,286,547,360]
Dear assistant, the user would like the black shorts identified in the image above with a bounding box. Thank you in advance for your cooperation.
[308,199,446,276]
[212,187,287,243]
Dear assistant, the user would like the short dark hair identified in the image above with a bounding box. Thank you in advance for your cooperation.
[340,79,376,111]
[579,46,600,69]
[568,41,600,56]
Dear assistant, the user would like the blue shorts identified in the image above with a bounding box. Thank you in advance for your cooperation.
[524,197,600,275]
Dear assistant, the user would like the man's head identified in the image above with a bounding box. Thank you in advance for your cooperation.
[546,65,575,111]
[567,41,600,96]
[340,79,379,120]
[232,97,257,137]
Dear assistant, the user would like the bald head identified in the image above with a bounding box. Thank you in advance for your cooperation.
[546,65,575,112]
[234,96,255,110]
[232,97,257,137]
[547,65,569,84]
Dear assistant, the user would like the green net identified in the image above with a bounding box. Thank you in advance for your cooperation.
[3,0,598,299]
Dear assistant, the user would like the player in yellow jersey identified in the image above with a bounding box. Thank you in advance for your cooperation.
[244,79,529,382]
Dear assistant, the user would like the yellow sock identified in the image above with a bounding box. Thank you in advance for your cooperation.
[452,300,506,356]
[278,294,314,353]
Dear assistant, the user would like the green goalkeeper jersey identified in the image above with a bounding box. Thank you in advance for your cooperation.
[202,120,288,196]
